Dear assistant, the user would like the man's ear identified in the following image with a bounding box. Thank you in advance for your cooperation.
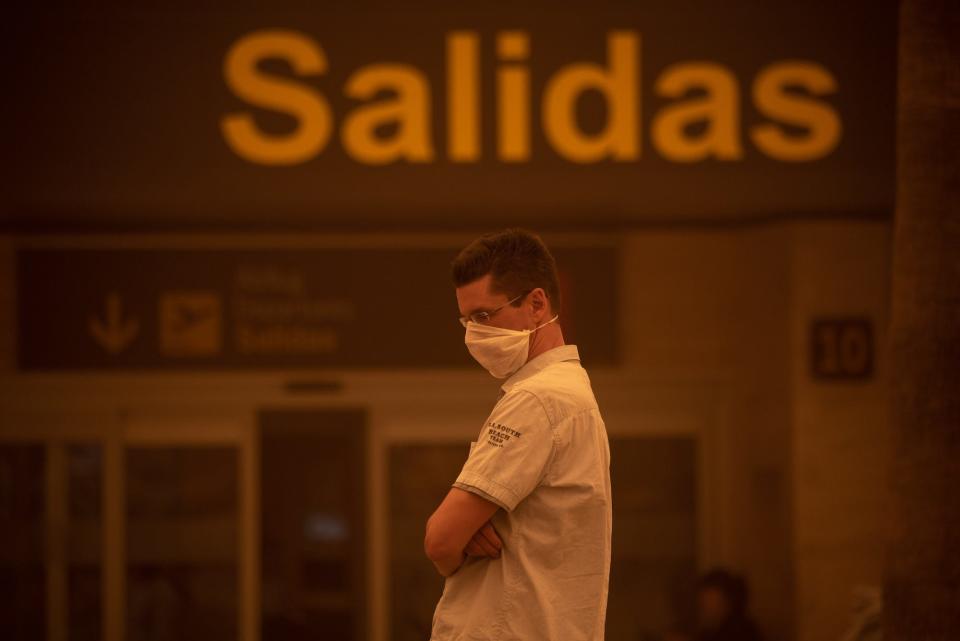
[530,288,548,319]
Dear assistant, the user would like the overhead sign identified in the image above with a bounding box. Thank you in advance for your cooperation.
[16,243,619,371]
[6,3,896,229]
[222,30,840,166]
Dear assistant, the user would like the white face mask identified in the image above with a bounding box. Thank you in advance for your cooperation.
[464,314,560,379]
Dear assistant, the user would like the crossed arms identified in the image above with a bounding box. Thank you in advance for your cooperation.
[424,486,504,577]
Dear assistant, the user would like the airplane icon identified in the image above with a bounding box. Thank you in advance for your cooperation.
[159,291,222,356]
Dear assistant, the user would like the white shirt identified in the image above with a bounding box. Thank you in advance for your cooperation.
[430,344,613,641]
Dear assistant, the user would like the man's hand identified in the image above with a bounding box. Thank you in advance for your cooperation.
[464,520,502,558]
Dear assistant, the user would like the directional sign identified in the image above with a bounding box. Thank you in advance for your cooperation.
[158,291,223,357]
[16,244,619,372]
[88,292,140,354]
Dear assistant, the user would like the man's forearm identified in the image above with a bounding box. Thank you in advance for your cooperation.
[425,515,466,577]
[424,487,501,577]
[430,548,466,577]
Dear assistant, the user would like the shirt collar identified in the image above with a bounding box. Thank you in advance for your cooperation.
[500,344,581,395]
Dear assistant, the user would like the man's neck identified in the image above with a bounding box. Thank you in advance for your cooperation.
[527,323,565,362]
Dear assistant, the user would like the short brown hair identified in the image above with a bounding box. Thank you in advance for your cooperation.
[450,228,562,316]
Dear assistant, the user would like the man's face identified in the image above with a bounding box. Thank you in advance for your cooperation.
[456,274,531,331]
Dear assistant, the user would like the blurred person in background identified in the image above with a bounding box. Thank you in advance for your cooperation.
[692,568,765,641]
[664,567,766,641]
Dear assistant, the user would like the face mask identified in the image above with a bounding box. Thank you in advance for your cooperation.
[464,314,560,379]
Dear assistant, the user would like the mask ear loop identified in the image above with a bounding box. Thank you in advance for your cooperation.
[531,314,560,332]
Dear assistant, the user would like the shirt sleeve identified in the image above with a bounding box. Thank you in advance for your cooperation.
[452,389,555,512]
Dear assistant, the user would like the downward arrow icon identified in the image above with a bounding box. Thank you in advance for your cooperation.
[88,292,140,354]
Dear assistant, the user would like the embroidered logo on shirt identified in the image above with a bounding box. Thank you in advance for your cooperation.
[486,421,522,448]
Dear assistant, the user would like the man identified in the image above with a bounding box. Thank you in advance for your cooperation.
[424,228,613,641]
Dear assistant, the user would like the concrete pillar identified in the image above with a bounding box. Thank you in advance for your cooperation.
[883,0,960,638]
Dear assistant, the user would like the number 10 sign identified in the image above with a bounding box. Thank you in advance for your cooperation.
[810,317,874,381]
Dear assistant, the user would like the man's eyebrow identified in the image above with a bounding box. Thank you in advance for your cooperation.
[462,304,490,317]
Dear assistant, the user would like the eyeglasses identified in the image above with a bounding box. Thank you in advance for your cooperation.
[459,290,531,328]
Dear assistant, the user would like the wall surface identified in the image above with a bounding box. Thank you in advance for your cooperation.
[790,222,892,641]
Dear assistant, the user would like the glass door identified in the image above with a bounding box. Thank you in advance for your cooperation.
[121,414,259,641]
[0,411,259,641]
[0,440,51,639]
[0,418,108,641]
[258,408,367,641]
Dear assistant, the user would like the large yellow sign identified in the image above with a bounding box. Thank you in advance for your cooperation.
[222,29,841,166]
[7,4,895,227]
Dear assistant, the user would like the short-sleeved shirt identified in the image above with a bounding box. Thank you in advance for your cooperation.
[430,344,612,641]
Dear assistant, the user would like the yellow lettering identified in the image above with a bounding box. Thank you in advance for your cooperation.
[651,62,742,162]
[221,30,332,165]
[542,31,639,163]
[342,64,434,164]
[497,31,532,162]
[447,31,480,162]
[750,61,841,161]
